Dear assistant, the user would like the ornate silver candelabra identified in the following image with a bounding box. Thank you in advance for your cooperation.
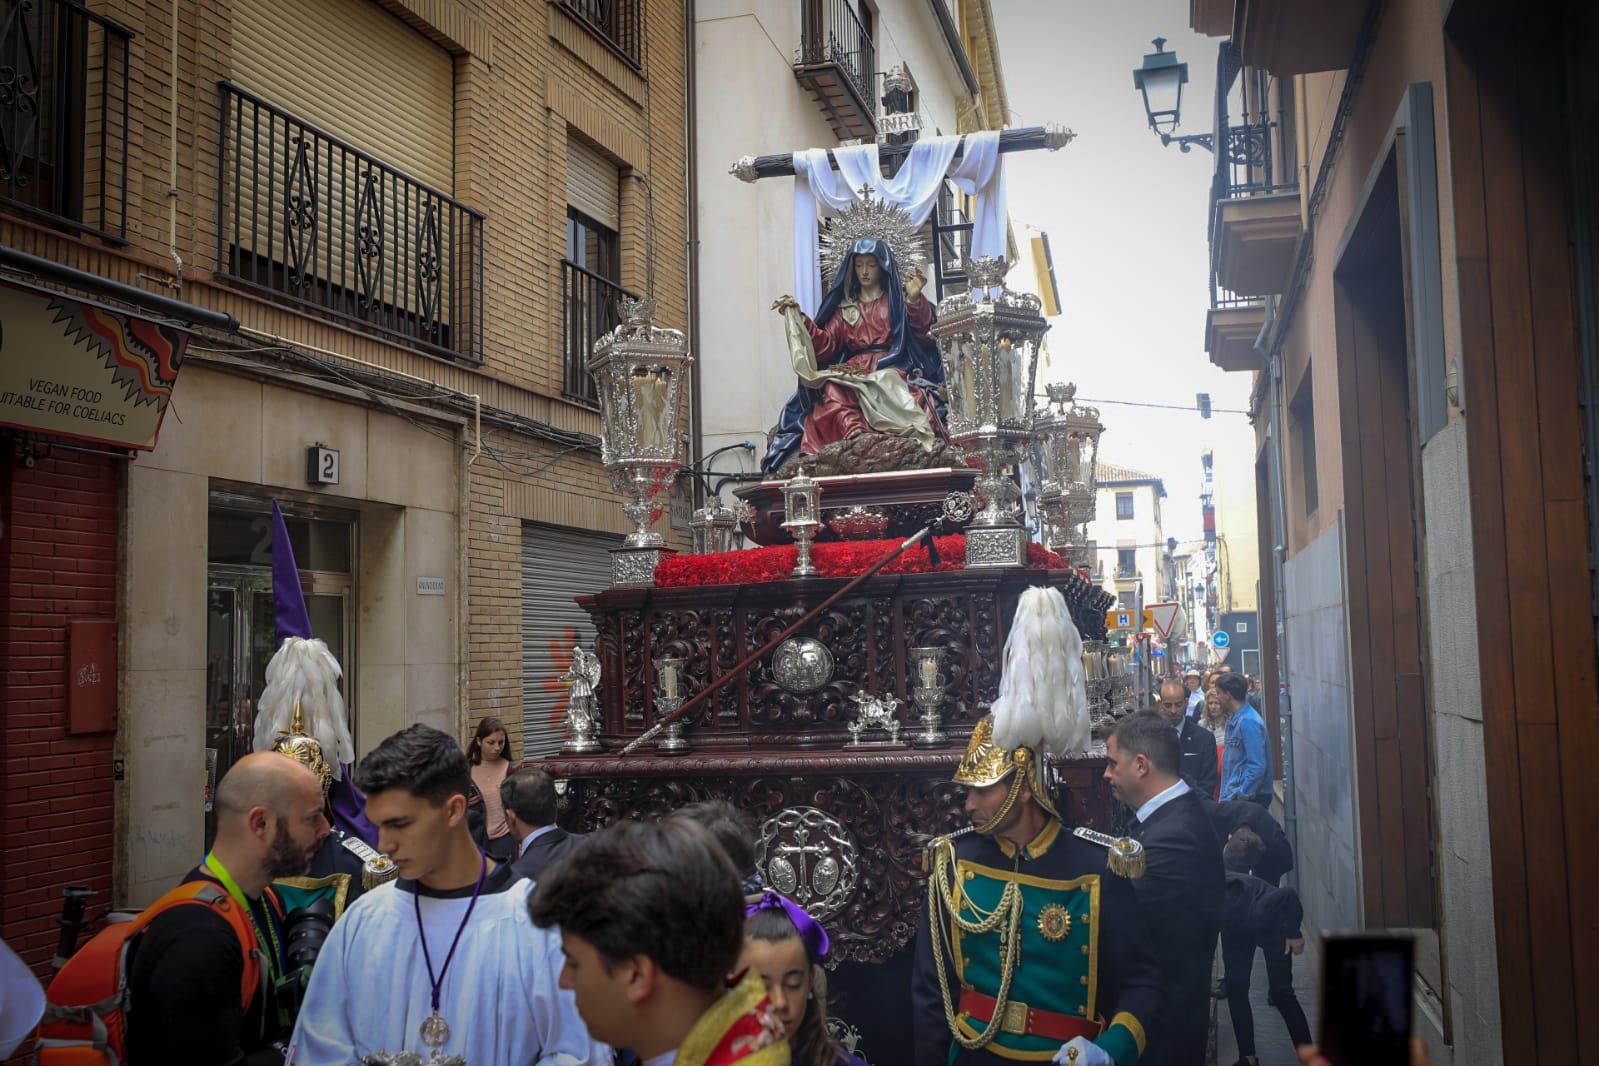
[908,645,949,748]
[654,656,689,754]
[930,258,1048,568]
[781,472,822,578]
[588,298,694,587]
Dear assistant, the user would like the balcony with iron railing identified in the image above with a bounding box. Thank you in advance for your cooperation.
[217,84,484,362]
[561,259,637,407]
[0,0,131,241]
[1208,48,1300,301]
[559,0,641,68]
[1205,275,1266,372]
[793,0,876,141]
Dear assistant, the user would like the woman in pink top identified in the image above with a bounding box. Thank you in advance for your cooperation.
[467,717,517,861]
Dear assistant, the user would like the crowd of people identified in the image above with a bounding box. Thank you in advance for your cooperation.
[0,664,1416,1066]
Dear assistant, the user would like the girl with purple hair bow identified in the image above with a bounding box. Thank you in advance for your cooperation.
[740,892,869,1066]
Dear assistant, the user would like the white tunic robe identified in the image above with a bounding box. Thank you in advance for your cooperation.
[287,871,607,1065]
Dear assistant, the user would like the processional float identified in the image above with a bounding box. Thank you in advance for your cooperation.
[544,110,1135,1064]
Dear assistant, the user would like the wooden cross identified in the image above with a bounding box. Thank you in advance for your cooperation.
[730,124,1075,183]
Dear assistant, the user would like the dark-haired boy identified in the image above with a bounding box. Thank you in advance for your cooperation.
[528,817,789,1066]
[675,799,765,895]
[286,724,608,1065]
[1218,829,1312,1066]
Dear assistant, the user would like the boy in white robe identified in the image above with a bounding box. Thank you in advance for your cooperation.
[286,724,607,1066]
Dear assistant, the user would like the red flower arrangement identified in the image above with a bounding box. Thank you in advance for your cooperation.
[654,535,1070,587]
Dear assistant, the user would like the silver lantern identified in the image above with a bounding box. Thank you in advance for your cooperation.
[688,499,747,554]
[589,297,694,587]
[1030,382,1103,564]
[781,472,823,578]
[930,258,1048,568]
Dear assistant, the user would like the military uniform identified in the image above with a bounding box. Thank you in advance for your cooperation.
[913,717,1162,1065]
[268,708,398,919]
[275,828,396,918]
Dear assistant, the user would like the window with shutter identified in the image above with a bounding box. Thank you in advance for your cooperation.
[220,0,483,360]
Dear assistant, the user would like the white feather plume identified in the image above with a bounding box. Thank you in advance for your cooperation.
[989,586,1091,755]
[253,636,354,776]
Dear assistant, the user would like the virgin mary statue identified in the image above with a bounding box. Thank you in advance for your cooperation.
[762,237,948,475]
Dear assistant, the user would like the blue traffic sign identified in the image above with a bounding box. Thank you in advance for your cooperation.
[1212,630,1231,649]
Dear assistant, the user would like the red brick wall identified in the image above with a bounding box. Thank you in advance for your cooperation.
[0,444,120,1057]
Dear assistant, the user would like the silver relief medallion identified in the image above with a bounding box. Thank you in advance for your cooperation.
[771,637,835,694]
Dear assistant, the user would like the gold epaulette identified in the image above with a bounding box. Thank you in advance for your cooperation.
[1071,827,1146,879]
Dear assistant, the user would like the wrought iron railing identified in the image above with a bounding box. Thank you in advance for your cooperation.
[0,0,131,240]
[798,0,875,106]
[561,0,641,67]
[1210,273,1263,311]
[1207,43,1297,308]
[217,83,484,362]
[562,259,636,406]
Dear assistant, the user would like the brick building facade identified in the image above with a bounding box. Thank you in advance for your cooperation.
[0,0,692,1003]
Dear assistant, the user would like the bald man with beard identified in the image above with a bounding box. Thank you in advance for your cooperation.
[127,752,332,1066]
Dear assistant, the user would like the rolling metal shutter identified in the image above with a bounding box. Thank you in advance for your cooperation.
[566,136,620,230]
[231,0,454,193]
[520,523,620,757]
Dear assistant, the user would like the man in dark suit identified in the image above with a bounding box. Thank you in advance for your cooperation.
[1198,795,1293,886]
[502,766,582,882]
[1159,680,1218,799]
[1104,710,1226,1066]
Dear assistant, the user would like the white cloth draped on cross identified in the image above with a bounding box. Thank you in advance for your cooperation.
[790,131,1009,316]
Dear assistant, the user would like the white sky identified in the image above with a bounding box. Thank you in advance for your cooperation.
[994,0,1258,546]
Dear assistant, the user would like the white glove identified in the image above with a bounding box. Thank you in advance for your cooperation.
[1052,1036,1112,1066]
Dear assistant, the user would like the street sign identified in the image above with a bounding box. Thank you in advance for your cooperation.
[1212,629,1231,649]
[1213,647,1231,664]
[1106,609,1135,631]
[1145,602,1181,639]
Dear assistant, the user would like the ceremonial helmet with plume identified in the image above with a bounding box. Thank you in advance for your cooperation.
[953,585,1090,828]
[251,501,355,796]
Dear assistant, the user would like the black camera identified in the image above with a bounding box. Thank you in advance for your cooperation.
[274,898,336,1027]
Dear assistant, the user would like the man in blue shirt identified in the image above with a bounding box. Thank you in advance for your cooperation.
[1216,672,1272,807]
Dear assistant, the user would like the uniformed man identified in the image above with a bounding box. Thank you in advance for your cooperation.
[912,587,1163,1066]
[268,707,397,918]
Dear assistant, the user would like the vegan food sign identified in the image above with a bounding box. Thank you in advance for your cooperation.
[0,279,190,450]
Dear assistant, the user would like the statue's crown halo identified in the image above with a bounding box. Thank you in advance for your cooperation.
[819,197,928,288]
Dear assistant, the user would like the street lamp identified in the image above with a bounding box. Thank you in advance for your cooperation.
[1134,37,1187,136]
[1133,38,1214,154]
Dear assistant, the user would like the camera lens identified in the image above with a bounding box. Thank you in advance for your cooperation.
[282,898,335,971]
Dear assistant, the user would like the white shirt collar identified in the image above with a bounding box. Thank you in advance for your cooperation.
[518,824,557,855]
[1135,778,1191,823]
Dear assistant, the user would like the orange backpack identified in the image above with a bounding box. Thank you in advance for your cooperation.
[35,881,272,1066]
